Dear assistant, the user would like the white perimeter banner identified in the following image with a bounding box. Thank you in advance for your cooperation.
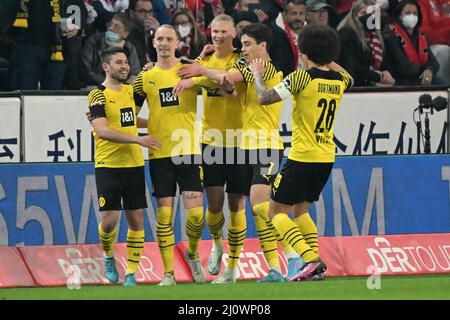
[0,97,21,163]
[333,91,448,155]
[23,95,93,162]
[19,90,448,162]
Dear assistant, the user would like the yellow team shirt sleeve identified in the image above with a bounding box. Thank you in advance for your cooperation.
[88,88,106,106]
[231,58,278,83]
[283,69,312,95]
[192,75,216,87]
[339,71,352,91]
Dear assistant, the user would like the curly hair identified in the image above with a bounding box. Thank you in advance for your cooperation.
[297,24,340,65]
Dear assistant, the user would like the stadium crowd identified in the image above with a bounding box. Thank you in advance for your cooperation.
[0,0,449,91]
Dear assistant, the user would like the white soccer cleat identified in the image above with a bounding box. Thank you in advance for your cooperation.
[211,269,237,284]
[207,244,223,276]
[185,250,207,284]
[158,273,176,286]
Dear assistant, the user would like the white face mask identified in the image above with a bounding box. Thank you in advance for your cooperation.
[178,24,191,38]
[402,14,418,29]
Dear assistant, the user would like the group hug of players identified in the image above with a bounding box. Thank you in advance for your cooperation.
[87,14,353,287]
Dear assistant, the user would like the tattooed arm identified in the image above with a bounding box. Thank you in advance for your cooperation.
[252,58,282,105]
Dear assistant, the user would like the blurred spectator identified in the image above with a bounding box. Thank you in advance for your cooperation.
[233,10,259,45]
[9,0,87,90]
[84,1,99,25]
[281,0,307,69]
[417,0,450,46]
[238,0,283,21]
[81,13,140,86]
[383,0,443,86]
[171,8,208,60]
[417,0,450,84]
[333,0,356,23]
[151,0,170,24]
[0,0,20,35]
[62,2,89,90]
[183,0,224,38]
[127,0,159,66]
[91,0,130,32]
[223,0,240,15]
[0,33,15,91]
[236,1,295,75]
[337,0,395,86]
[306,0,333,26]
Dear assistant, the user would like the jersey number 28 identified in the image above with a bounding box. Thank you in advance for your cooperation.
[314,98,336,133]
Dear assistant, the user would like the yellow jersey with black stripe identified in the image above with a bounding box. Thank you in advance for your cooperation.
[231,58,284,150]
[274,68,351,162]
[133,62,200,159]
[87,84,144,168]
[192,51,245,147]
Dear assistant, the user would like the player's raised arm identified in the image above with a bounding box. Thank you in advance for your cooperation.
[89,104,160,149]
[327,61,354,89]
[251,58,282,105]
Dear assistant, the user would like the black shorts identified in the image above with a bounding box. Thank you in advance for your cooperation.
[149,156,203,198]
[95,166,147,211]
[201,144,247,195]
[241,149,284,196]
[271,159,333,205]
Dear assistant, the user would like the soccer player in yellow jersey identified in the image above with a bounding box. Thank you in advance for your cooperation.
[174,14,248,279]
[133,25,206,286]
[251,24,354,281]
[176,23,303,284]
[87,47,161,287]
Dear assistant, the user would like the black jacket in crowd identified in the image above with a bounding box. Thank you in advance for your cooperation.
[382,23,440,86]
[337,26,390,87]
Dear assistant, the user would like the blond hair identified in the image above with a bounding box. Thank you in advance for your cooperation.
[337,0,384,51]
[212,14,235,26]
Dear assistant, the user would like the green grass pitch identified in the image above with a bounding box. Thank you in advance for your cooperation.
[1,274,449,300]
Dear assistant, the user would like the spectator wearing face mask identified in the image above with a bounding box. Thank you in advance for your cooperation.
[383,0,444,86]
[337,0,395,86]
[81,13,140,86]
[171,8,208,61]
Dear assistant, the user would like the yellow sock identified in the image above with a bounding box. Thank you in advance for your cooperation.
[186,207,205,259]
[157,206,175,274]
[227,209,246,270]
[98,223,117,257]
[272,213,319,263]
[126,229,145,274]
[206,209,225,248]
[294,213,319,254]
[253,202,280,271]
[280,241,298,257]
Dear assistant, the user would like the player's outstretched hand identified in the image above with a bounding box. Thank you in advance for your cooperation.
[138,135,161,149]
[218,75,235,94]
[173,79,194,97]
[198,44,215,60]
[250,58,266,76]
[142,61,155,71]
[177,62,202,79]
[85,111,93,122]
